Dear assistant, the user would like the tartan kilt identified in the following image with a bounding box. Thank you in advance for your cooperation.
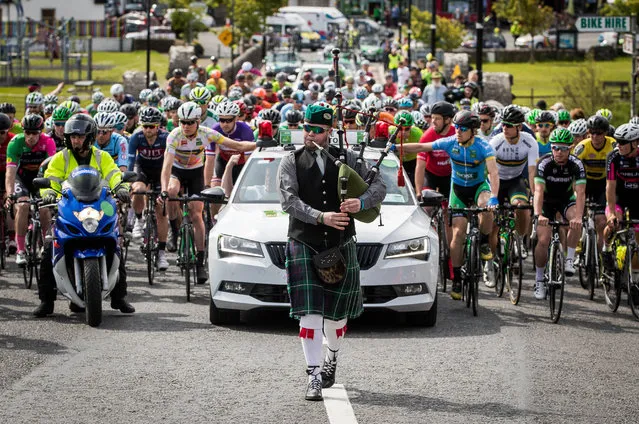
[285,237,363,321]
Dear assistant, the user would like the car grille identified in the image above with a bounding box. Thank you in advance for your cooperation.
[265,242,383,270]
[362,285,397,304]
[249,284,289,303]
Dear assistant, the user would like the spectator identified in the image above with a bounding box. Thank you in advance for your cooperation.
[391,4,400,27]
[421,72,447,104]
[383,74,398,98]
[388,49,402,82]
[397,59,410,87]
[206,70,228,96]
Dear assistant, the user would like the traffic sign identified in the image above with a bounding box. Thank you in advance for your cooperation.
[218,28,233,47]
[623,34,635,55]
[575,16,631,32]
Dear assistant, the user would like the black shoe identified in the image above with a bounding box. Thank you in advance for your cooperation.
[33,301,54,317]
[167,233,177,252]
[451,280,462,300]
[321,359,337,389]
[305,374,323,401]
[69,302,85,313]
[110,298,135,314]
[196,265,208,284]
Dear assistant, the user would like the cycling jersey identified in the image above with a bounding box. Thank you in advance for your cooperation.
[86,104,98,117]
[166,126,223,169]
[606,149,639,207]
[205,121,255,163]
[6,133,56,175]
[431,135,495,187]
[127,129,169,171]
[389,126,422,162]
[417,126,455,177]
[572,136,615,181]
[94,133,128,168]
[536,133,551,157]
[49,132,66,152]
[490,132,539,181]
[10,120,23,135]
[534,153,586,201]
[0,132,15,173]
[200,109,219,130]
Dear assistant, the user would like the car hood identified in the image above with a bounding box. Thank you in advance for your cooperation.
[216,203,432,244]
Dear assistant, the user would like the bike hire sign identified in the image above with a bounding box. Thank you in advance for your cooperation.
[576,16,631,32]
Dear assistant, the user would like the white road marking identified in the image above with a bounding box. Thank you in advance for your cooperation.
[323,384,358,424]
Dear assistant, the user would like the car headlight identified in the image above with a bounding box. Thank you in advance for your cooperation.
[384,237,430,260]
[218,234,264,258]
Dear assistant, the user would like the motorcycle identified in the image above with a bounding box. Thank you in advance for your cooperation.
[34,166,136,327]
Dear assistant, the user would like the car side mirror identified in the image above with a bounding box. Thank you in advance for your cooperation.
[33,178,51,189]
[200,186,227,204]
[122,171,138,183]
[420,189,445,207]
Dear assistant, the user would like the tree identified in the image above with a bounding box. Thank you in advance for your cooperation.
[216,0,287,48]
[601,0,639,16]
[160,0,211,43]
[493,0,554,62]
[411,7,466,52]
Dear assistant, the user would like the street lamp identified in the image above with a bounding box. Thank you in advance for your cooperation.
[146,0,151,87]
[407,0,412,65]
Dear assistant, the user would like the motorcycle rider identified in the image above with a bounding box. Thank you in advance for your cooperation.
[33,114,134,317]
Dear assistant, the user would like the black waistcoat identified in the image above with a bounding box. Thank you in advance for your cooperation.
[288,146,355,251]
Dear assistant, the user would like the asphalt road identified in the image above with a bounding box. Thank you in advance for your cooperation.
[1,239,639,424]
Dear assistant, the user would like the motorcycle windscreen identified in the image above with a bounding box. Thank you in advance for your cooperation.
[67,166,104,202]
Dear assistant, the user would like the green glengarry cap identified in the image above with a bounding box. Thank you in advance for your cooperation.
[305,102,334,126]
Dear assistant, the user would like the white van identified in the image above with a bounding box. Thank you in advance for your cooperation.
[279,6,348,39]
[253,13,322,51]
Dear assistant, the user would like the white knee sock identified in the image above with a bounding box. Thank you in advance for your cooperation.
[323,318,348,362]
[567,247,576,261]
[536,266,545,282]
[299,314,323,373]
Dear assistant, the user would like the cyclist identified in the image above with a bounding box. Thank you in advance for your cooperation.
[0,103,22,135]
[93,112,128,172]
[535,111,556,158]
[533,128,586,298]
[572,115,614,250]
[419,104,432,129]
[164,98,182,132]
[159,102,258,283]
[602,124,639,277]
[48,106,73,151]
[0,112,16,192]
[389,110,422,184]
[120,104,139,135]
[557,109,571,129]
[166,69,186,98]
[189,87,218,129]
[86,91,105,117]
[110,83,135,105]
[281,109,304,130]
[568,118,588,149]
[404,110,500,300]
[35,114,134,317]
[477,103,496,141]
[596,108,613,122]
[5,114,56,265]
[25,92,45,116]
[111,111,130,139]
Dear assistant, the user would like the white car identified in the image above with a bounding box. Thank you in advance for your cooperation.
[514,29,557,49]
[206,139,440,327]
[125,26,176,40]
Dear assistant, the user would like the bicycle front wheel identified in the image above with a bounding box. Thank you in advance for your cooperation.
[509,235,523,305]
[30,224,43,287]
[603,246,623,312]
[548,244,565,323]
[144,216,157,285]
[586,229,598,301]
[438,213,449,293]
[495,235,506,298]
[469,238,480,316]
[181,226,192,302]
[628,251,639,320]
[22,229,33,289]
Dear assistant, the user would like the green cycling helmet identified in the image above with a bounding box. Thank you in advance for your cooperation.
[52,106,72,122]
[596,108,613,122]
[549,127,573,145]
[557,109,571,123]
[210,95,227,107]
[189,87,212,105]
[394,110,414,127]
[526,108,540,126]
[205,84,217,95]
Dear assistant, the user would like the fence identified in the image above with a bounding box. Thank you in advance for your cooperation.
[0,20,126,39]
[514,86,632,108]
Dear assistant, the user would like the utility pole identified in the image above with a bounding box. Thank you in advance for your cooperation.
[476,0,484,94]
[146,0,151,87]
[230,0,235,78]
[430,0,436,57]
[407,0,412,66]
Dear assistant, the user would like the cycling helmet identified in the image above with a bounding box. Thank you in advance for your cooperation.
[228,88,243,101]
[397,97,413,109]
[362,96,382,112]
[52,106,72,122]
[110,83,124,96]
[275,72,287,82]
[139,88,153,103]
[22,113,45,131]
[0,113,12,131]
[165,98,182,112]
[394,110,414,127]
[382,98,398,110]
[548,127,573,145]
[242,95,255,109]
[205,84,218,95]
[535,110,557,124]
[628,116,639,125]
[216,100,240,117]
[323,81,336,91]
[119,103,138,119]
[526,108,541,125]
[148,81,160,91]
[44,117,53,132]
[568,119,588,137]
[596,108,613,122]
[189,86,212,105]
[500,104,525,124]
[459,98,472,109]
[0,103,17,115]
[139,107,163,124]
[112,111,128,128]
[44,104,56,116]
[285,109,304,124]
[177,101,202,120]
[241,61,252,72]
[94,112,117,129]
[419,104,432,117]
[557,109,571,123]
[211,95,227,107]
[258,108,282,126]
[371,83,383,94]
[146,93,161,107]
[210,70,222,79]
[26,92,44,106]
[476,103,496,118]
[614,123,639,144]
[355,87,368,100]
[91,91,105,105]
[408,87,422,100]
[587,115,610,133]
[464,81,479,96]
[250,87,264,99]
[173,68,184,77]
[293,90,305,104]
[280,86,294,99]
[159,95,176,110]
[309,83,322,93]
[430,101,456,118]
[64,114,96,150]
[452,110,480,129]
[97,100,119,114]
[43,94,58,105]
[343,102,361,120]
[411,111,428,130]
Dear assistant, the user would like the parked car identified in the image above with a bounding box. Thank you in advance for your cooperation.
[461,32,506,48]
[515,29,557,49]
[206,143,439,326]
[352,17,394,38]
[360,36,384,62]
[265,50,303,75]
[125,26,176,40]
[253,13,323,51]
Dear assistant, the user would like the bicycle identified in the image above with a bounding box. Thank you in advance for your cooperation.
[577,201,601,301]
[13,196,47,289]
[450,207,490,317]
[420,189,449,292]
[133,190,161,285]
[118,201,132,265]
[494,204,532,305]
[0,200,8,270]
[601,210,639,319]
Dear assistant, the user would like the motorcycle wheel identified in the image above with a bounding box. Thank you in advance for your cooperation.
[83,257,103,327]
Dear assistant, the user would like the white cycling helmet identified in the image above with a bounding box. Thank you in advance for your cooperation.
[177,101,202,120]
[44,116,54,132]
[26,92,44,106]
[323,81,336,91]
[568,119,588,137]
[362,96,382,112]
[94,112,116,129]
[110,83,124,96]
[614,123,639,143]
[629,116,639,125]
[216,100,240,117]
[241,61,252,72]
[112,111,128,128]
[372,83,383,94]
[97,99,120,114]
[92,90,105,104]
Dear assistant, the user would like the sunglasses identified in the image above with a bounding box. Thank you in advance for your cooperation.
[551,144,570,152]
[385,107,397,112]
[480,119,491,124]
[97,129,111,134]
[616,140,633,146]
[54,122,66,127]
[502,122,518,128]
[142,124,158,129]
[219,117,235,123]
[180,120,197,126]
[454,124,470,132]
[558,120,571,125]
[303,124,327,134]
[537,123,553,128]
[24,130,41,136]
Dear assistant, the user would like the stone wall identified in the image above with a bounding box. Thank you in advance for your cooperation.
[457,48,588,63]
[442,53,469,80]
[168,45,195,78]
[221,45,264,83]
[122,71,158,99]
[482,72,513,106]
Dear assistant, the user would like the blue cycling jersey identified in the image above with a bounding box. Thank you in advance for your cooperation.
[127,129,168,171]
[536,134,552,157]
[94,133,128,168]
[431,135,495,187]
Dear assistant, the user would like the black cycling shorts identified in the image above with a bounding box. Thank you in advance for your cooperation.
[423,169,451,199]
[497,176,529,204]
[170,167,205,196]
[15,173,38,198]
[585,180,606,215]
[215,155,245,185]
[542,198,576,221]
[136,166,162,192]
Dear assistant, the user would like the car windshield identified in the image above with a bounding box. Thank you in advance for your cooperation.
[271,52,297,63]
[233,156,413,205]
[360,37,378,45]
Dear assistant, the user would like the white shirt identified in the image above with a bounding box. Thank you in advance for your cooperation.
[397,66,410,87]
[489,132,539,181]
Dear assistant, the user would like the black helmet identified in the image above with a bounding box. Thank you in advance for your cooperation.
[587,115,610,133]
[0,103,16,115]
[500,104,525,124]
[452,110,480,129]
[324,88,336,101]
[430,101,456,118]
[190,55,198,62]
[152,88,166,99]
[286,109,304,124]
[259,108,282,126]
[464,81,479,96]
[148,81,160,90]
[64,114,96,151]
[146,93,161,107]
[242,95,254,108]
[382,98,398,110]
[281,86,294,98]
[120,103,138,119]
[535,111,557,125]
[173,68,183,76]
[477,103,496,118]
[139,107,163,124]
[0,113,12,131]
[22,114,44,131]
